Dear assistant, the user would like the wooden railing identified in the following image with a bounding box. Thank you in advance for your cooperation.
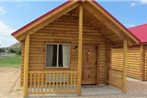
[28,71,78,94]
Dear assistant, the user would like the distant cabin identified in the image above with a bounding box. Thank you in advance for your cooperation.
[112,24,147,81]
[11,1,140,97]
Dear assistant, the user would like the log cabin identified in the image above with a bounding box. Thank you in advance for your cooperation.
[11,0,140,97]
[111,24,147,81]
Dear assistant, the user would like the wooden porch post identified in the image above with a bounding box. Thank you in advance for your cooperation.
[122,39,127,93]
[77,5,83,95]
[140,45,145,81]
[24,35,30,97]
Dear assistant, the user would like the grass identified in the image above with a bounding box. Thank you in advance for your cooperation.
[0,55,21,68]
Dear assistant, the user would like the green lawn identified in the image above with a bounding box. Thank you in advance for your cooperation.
[0,55,21,68]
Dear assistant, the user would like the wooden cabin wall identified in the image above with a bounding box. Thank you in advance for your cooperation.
[144,45,147,80]
[20,14,109,85]
[127,46,142,80]
[111,48,123,71]
[111,46,142,80]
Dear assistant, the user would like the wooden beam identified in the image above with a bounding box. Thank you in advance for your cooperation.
[122,39,127,93]
[77,5,83,95]
[140,45,145,81]
[23,35,30,97]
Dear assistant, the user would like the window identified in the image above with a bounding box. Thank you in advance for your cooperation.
[46,44,70,68]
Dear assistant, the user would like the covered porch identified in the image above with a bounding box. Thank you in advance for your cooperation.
[23,5,128,96]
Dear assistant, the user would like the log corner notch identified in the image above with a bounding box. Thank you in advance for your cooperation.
[77,4,83,95]
[122,39,127,93]
[23,35,30,97]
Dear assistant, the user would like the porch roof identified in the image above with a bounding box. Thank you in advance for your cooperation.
[11,0,140,44]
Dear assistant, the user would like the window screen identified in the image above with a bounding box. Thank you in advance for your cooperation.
[46,44,70,68]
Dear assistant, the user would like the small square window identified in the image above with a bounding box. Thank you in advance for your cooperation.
[46,44,70,68]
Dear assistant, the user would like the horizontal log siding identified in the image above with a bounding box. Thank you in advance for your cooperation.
[111,46,142,80]
[20,14,109,85]
[144,45,147,80]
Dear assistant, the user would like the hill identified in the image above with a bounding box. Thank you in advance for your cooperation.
[9,43,20,49]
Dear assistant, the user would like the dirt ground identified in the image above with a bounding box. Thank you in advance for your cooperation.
[1,67,147,98]
[0,67,22,98]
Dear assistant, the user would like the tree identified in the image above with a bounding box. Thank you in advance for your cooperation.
[0,48,5,54]
[9,48,15,53]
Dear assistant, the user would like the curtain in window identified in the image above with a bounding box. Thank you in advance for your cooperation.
[46,45,53,67]
[62,45,70,68]
[59,45,63,67]
[52,45,57,67]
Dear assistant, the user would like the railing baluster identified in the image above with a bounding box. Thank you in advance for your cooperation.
[56,73,58,93]
[70,73,73,92]
[38,73,40,93]
[76,72,77,91]
[63,73,65,93]
[41,73,43,93]
[54,73,56,93]
[60,72,62,92]
[45,73,47,93]
[30,73,32,93]
[74,72,76,92]
[34,73,36,93]
[66,73,68,92]
[51,73,55,92]
[48,73,50,93]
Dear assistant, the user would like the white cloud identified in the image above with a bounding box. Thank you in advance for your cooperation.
[129,0,147,7]
[16,3,29,8]
[126,24,136,28]
[0,21,17,48]
[0,7,6,15]
[140,0,147,3]
[130,2,137,7]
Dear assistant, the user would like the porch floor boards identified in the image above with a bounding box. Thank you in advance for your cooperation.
[28,85,122,97]
[82,85,121,95]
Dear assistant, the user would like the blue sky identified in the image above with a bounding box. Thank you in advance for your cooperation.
[0,0,147,47]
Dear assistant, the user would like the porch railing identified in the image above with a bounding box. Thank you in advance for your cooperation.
[28,71,78,94]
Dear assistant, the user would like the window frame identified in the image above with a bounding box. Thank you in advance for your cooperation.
[45,43,71,69]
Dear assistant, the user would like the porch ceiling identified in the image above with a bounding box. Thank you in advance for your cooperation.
[83,8,123,45]
[82,1,138,45]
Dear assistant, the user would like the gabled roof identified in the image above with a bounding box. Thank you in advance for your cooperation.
[11,0,140,44]
[129,24,147,43]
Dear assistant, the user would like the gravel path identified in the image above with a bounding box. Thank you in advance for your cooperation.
[0,67,147,98]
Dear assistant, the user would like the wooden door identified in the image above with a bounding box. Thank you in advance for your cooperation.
[82,45,97,84]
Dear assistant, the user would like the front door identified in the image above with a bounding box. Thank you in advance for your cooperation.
[82,45,97,84]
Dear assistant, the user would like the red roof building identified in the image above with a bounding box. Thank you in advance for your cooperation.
[129,24,147,43]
